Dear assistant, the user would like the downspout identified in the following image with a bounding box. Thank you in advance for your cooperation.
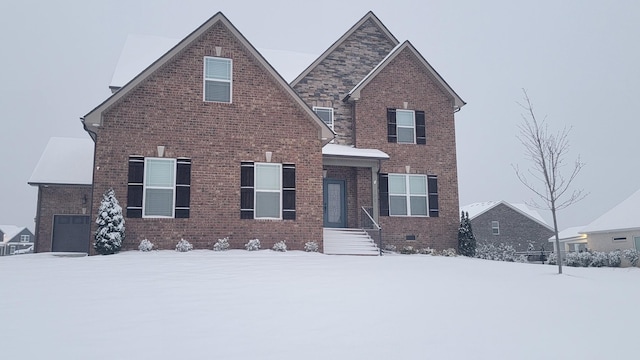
[81,117,98,255]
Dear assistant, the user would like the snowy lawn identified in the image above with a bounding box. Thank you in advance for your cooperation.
[2,251,638,359]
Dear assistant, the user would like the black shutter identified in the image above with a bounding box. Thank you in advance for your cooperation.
[175,158,191,218]
[127,156,144,218]
[282,164,296,220]
[428,175,439,217]
[379,173,389,216]
[416,111,426,145]
[387,109,397,143]
[240,162,254,219]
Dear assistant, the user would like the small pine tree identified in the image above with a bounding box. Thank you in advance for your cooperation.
[94,188,125,255]
[458,211,476,257]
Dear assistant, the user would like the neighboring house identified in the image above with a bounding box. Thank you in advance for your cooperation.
[461,201,554,252]
[28,137,94,253]
[0,225,35,256]
[578,188,640,255]
[548,226,588,254]
[31,12,465,253]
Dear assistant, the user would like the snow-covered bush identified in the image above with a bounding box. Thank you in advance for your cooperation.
[608,250,622,267]
[213,237,230,251]
[245,239,260,251]
[384,244,397,252]
[501,244,516,262]
[589,251,608,267]
[138,239,154,252]
[565,251,584,267]
[441,248,457,257]
[400,246,417,254]
[547,252,557,265]
[418,247,435,255]
[623,249,639,267]
[304,241,319,252]
[94,188,125,255]
[515,254,528,263]
[175,238,193,252]
[475,243,516,262]
[272,240,287,252]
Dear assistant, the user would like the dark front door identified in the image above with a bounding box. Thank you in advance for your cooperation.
[323,179,346,228]
[52,215,91,252]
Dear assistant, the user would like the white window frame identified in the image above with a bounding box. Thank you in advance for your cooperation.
[10,245,16,255]
[254,163,282,220]
[388,174,428,217]
[492,221,500,235]
[20,235,29,242]
[204,57,232,103]
[313,106,334,130]
[396,109,416,144]
[142,158,176,218]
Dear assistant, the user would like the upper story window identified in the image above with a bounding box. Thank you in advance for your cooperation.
[387,108,426,144]
[204,57,232,103]
[127,156,191,219]
[492,221,500,235]
[20,235,30,242]
[313,107,334,130]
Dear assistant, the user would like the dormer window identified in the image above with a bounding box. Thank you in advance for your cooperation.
[204,57,232,103]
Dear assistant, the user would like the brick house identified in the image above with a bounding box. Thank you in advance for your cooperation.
[461,201,554,252]
[31,12,465,253]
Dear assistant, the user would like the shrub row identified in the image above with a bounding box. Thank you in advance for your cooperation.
[548,249,639,268]
[138,238,320,253]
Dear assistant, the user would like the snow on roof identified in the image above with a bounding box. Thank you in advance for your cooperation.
[549,226,587,242]
[29,137,94,185]
[580,188,640,234]
[0,225,24,243]
[110,34,318,88]
[322,144,389,159]
[461,201,550,228]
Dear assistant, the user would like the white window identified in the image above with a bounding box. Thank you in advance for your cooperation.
[20,235,29,242]
[204,57,232,103]
[313,107,334,130]
[388,174,427,216]
[492,221,500,235]
[255,163,282,219]
[10,245,16,255]
[143,158,176,218]
[396,110,415,144]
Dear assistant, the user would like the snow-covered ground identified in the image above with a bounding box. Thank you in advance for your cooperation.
[2,251,638,359]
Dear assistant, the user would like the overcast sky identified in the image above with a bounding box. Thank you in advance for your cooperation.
[2,0,639,232]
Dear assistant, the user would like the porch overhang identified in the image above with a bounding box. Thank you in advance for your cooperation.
[322,144,389,167]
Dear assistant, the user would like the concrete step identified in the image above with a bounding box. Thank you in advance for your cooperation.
[323,228,380,256]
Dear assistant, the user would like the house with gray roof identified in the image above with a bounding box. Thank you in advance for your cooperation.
[0,225,34,256]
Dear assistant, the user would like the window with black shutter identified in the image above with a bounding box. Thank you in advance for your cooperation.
[240,162,295,220]
[379,173,389,216]
[387,108,426,145]
[428,175,439,217]
[127,156,144,218]
[240,162,255,219]
[282,164,296,220]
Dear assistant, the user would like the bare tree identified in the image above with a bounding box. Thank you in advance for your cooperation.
[513,89,586,274]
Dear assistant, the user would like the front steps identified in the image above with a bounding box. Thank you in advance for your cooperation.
[323,228,380,256]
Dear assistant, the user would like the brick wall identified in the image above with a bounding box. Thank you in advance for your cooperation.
[91,22,324,252]
[354,48,460,250]
[471,203,555,252]
[293,18,396,145]
[34,185,92,252]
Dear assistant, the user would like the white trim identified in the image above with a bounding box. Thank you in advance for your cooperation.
[254,162,282,220]
[313,106,334,130]
[203,56,232,103]
[396,109,416,144]
[142,157,176,218]
[492,221,500,235]
[20,234,30,242]
[388,174,427,217]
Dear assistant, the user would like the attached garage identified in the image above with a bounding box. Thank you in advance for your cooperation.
[52,215,91,252]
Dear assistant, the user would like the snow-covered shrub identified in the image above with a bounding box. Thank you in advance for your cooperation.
[565,252,582,267]
[304,241,319,252]
[515,254,528,263]
[175,238,193,252]
[608,250,622,267]
[272,240,287,252]
[94,188,125,255]
[418,247,435,255]
[501,244,517,262]
[589,251,608,267]
[138,239,154,252]
[385,244,397,252]
[547,252,557,265]
[441,248,457,257]
[213,237,230,251]
[400,246,417,254]
[245,239,260,251]
[623,249,639,267]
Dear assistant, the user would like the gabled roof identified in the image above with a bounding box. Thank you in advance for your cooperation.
[580,188,640,234]
[28,137,94,186]
[83,12,333,142]
[461,201,552,230]
[290,11,399,87]
[549,226,587,242]
[345,41,466,110]
[0,225,27,244]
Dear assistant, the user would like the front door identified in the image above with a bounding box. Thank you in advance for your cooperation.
[323,179,346,228]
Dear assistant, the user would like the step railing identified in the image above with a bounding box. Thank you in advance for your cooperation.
[361,206,382,256]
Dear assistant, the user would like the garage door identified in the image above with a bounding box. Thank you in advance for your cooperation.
[52,215,91,252]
